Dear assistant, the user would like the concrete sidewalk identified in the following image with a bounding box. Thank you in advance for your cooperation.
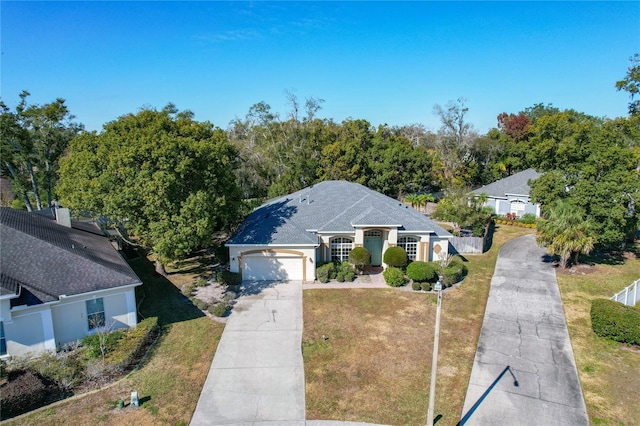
[460,234,588,425]
[191,281,305,425]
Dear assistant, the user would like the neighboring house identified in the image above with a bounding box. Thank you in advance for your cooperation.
[0,207,142,358]
[227,180,453,282]
[472,168,542,217]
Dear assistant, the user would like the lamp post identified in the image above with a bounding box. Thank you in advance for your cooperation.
[426,275,444,426]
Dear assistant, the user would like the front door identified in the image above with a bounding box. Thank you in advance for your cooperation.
[364,230,384,266]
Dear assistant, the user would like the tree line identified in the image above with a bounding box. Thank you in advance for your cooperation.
[1,55,638,269]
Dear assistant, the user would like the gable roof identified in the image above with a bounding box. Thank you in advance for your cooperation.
[0,207,141,305]
[228,181,452,245]
[472,168,541,198]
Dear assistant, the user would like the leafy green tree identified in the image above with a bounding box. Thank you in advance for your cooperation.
[536,200,597,268]
[319,119,373,184]
[0,91,82,211]
[616,53,640,116]
[432,189,493,236]
[57,105,241,273]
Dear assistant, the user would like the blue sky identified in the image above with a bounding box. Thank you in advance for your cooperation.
[2,1,639,133]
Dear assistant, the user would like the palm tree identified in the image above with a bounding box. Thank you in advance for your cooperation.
[404,194,420,208]
[536,200,596,269]
[416,193,435,213]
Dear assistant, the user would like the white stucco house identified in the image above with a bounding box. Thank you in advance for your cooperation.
[227,180,453,282]
[472,168,542,218]
[0,207,142,358]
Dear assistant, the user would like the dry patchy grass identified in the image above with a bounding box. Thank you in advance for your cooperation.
[556,249,640,426]
[303,225,535,425]
[5,253,224,426]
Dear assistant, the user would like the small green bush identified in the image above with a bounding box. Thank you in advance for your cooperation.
[209,303,228,317]
[383,267,406,287]
[82,330,125,359]
[182,283,195,297]
[521,213,537,225]
[411,281,421,291]
[218,270,242,286]
[421,282,432,292]
[336,272,345,282]
[338,261,356,282]
[349,247,371,273]
[406,261,438,282]
[316,263,334,283]
[383,246,408,268]
[442,260,468,287]
[194,299,209,311]
[590,299,640,346]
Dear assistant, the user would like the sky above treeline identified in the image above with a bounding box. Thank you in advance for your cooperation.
[2,1,639,134]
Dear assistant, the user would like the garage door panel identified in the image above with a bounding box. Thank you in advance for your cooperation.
[242,256,303,281]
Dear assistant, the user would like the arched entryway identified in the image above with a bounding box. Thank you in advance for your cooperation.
[363,229,383,266]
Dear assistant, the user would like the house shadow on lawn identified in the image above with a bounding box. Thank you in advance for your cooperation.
[129,255,205,327]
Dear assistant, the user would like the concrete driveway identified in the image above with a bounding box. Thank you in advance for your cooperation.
[191,281,305,425]
[460,234,589,425]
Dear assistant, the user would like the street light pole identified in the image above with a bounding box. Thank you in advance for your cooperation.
[426,275,444,426]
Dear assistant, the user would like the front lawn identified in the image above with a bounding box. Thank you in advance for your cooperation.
[5,253,224,426]
[303,225,535,425]
[556,248,640,425]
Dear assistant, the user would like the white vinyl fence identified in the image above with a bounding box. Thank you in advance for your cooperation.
[610,279,640,307]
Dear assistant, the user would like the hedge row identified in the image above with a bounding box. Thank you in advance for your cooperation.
[590,299,640,346]
[384,258,468,290]
[494,219,536,228]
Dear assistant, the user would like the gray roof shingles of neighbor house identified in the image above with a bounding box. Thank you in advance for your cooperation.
[472,168,541,198]
[0,207,141,305]
[228,180,452,245]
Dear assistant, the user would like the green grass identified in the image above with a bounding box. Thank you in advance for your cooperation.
[6,253,224,426]
[556,246,640,425]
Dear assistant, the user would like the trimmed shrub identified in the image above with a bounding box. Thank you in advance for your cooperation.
[218,270,242,286]
[349,247,371,273]
[590,299,640,346]
[406,261,438,283]
[442,259,468,287]
[521,213,537,225]
[383,246,408,268]
[209,303,228,317]
[82,329,125,359]
[421,282,432,292]
[383,267,406,287]
[192,298,209,311]
[338,261,356,282]
[336,272,346,282]
[316,263,334,283]
[412,281,422,291]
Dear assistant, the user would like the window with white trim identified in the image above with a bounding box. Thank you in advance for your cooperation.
[86,298,105,330]
[398,236,418,261]
[330,237,354,262]
[0,322,6,356]
[510,200,526,217]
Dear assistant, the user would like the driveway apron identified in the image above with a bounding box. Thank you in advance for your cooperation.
[191,281,305,425]
[460,234,588,425]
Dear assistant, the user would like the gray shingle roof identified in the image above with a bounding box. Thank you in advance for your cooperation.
[0,207,141,305]
[228,181,452,245]
[472,168,541,198]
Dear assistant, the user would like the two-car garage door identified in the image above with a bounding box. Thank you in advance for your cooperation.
[242,254,305,281]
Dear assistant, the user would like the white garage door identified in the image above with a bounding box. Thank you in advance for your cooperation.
[242,256,304,281]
